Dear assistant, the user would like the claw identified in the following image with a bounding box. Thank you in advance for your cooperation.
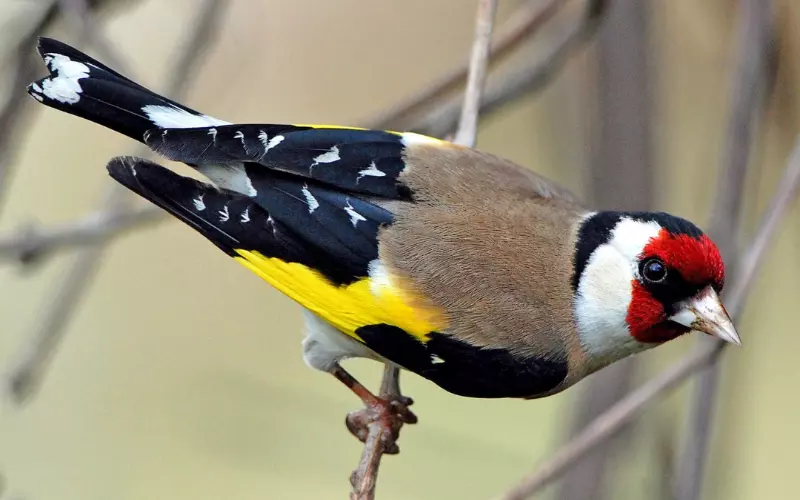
[344,395,417,453]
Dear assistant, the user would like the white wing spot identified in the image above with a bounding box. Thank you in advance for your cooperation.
[258,131,284,157]
[240,207,251,223]
[266,215,277,235]
[234,130,246,147]
[208,127,218,142]
[266,135,284,153]
[192,194,206,211]
[310,145,340,171]
[344,199,367,227]
[356,161,386,183]
[301,185,319,214]
[34,53,91,104]
[218,204,230,222]
[431,354,445,365]
[141,104,230,129]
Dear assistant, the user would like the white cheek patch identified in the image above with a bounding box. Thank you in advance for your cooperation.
[574,217,664,369]
[574,245,640,365]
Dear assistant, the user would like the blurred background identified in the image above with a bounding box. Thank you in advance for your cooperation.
[0,0,798,499]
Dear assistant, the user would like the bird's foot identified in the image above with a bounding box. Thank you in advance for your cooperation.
[345,395,418,455]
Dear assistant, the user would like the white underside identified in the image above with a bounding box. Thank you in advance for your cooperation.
[300,310,383,372]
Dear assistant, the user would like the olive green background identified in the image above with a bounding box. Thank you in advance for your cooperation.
[1,1,799,499]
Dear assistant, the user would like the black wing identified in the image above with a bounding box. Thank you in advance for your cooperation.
[145,124,415,200]
[107,157,393,286]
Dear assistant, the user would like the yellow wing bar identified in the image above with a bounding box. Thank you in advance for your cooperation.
[234,249,447,342]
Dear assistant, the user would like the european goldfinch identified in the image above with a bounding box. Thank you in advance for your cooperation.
[27,38,739,419]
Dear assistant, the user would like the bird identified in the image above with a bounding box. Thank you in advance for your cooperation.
[26,37,740,435]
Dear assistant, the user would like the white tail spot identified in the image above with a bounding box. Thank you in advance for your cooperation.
[36,53,91,104]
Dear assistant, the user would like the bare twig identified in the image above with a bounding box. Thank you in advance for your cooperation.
[348,366,403,500]
[348,1,498,497]
[0,19,52,211]
[0,205,161,263]
[5,0,229,405]
[496,136,800,500]
[453,0,498,147]
[365,0,569,131]
[674,1,774,498]
[409,0,608,139]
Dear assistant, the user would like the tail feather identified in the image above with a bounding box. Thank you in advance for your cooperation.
[27,37,228,143]
[106,156,360,284]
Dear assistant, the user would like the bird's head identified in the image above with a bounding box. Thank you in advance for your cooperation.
[572,211,739,368]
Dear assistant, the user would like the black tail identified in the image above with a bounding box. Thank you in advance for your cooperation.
[27,37,228,143]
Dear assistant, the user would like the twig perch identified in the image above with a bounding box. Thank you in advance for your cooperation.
[496,135,800,500]
[348,1,497,498]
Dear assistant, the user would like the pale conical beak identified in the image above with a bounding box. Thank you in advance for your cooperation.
[668,286,741,346]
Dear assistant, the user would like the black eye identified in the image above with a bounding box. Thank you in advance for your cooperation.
[642,258,667,283]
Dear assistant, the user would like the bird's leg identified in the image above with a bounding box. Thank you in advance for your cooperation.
[331,363,417,454]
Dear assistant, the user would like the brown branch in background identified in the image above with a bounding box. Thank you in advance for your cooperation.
[674,1,774,499]
[557,2,652,499]
[496,136,800,500]
[452,0,498,147]
[0,40,40,212]
[365,0,569,131]
[409,0,608,139]
[348,1,498,498]
[4,0,229,405]
[0,206,162,263]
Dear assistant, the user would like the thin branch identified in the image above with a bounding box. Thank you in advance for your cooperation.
[348,366,403,500]
[365,0,569,131]
[0,205,162,263]
[0,19,53,212]
[409,0,608,139]
[674,1,774,498]
[496,136,800,500]
[453,0,498,147]
[348,1,498,497]
[4,0,229,405]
